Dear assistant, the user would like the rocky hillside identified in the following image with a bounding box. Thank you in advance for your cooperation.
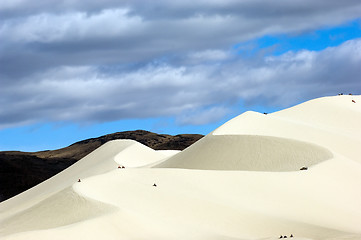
[0,130,203,202]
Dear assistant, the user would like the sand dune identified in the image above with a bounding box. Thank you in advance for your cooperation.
[113,141,172,168]
[0,140,166,219]
[212,96,361,163]
[1,96,361,240]
[0,188,115,236]
[156,135,333,171]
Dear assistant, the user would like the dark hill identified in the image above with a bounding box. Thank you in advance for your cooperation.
[0,130,203,202]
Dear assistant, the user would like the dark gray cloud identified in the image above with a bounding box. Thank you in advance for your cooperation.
[2,0,360,20]
[1,0,361,128]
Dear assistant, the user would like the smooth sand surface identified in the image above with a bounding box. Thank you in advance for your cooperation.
[1,95,361,240]
[156,135,333,171]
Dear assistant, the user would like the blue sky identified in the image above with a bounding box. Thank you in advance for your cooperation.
[1,1,361,151]
[240,19,361,55]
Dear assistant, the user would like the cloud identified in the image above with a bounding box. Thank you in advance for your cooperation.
[1,38,361,129]
[1,1,361,76]
[177,106,232,126]
[1,1,361,129]
[187,50,232,64]
[1,9,143,43]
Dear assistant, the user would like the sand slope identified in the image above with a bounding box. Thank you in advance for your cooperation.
[1,95,361,240]
[0,188,116,236]
[156,135,333,171]
[0,140,166,219]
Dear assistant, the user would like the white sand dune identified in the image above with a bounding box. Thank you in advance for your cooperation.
[114,141,172,168]
[0,140,166,219]
[155,135,333,171]
[212,95,361,163]
[1,95,361,240]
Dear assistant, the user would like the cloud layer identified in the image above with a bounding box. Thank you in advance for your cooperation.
[1,0,361,128]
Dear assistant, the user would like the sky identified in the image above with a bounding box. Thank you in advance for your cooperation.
[1,0,361,151]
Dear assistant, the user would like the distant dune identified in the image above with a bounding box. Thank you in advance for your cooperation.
[0,130,203,202]
[1,95,361,240]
